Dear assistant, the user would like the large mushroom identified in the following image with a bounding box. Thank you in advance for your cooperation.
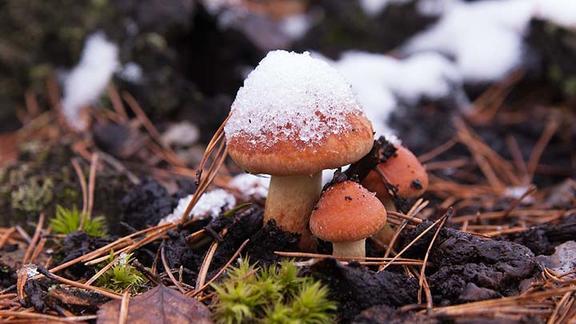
[361,144,428,243]
[309,180,387,259]
[224,51,373,247]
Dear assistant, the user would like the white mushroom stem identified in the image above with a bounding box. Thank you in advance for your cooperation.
[373,199,396,244]
[264,172,322,243]
[332,239,366,259]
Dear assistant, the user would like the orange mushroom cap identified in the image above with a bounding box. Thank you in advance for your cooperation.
[362,145,428,199]
[309,181,387,242]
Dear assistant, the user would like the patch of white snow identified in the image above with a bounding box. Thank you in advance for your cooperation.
[229,174,270,199]
[61,33,118,130]
[159,189,236,224]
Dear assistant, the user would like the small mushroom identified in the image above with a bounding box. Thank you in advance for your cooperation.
[225,51,373,248]
[361,145,428,243]
[309,181,387,259]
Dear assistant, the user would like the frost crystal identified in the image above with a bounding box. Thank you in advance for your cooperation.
[159,189,236,224]
[224,50,364,148]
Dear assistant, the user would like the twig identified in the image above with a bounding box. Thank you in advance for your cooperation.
[107,85,129,121]
[23,214,44,264]
[418,214,449,309]
[274,251,422,263]
[86,153,99,220]
[118,291,130,324]
[37,266,121,300]
[379,212,450,272]
[195,239,220,291]
[527,118,559,182]
[190,239,251,297]
[0,228,15,249]
[160,243,186,294]
[0,311,96,322]
[71,158,88,217]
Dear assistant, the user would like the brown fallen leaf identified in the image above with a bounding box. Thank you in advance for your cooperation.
[96,285,213,324]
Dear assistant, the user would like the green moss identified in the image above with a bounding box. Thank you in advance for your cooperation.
[212,259,336,324]
[96,252,146,293]
[50,205,107,237]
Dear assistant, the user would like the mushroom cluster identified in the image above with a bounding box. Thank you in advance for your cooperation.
[225,50,373,248]
[225,50,428,257]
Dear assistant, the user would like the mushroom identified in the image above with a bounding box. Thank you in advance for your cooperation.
[224,51,373,248]
[361,144,428,243]
[309,180,387,259]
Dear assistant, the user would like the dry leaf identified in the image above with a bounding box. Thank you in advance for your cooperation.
[96,285,213,324]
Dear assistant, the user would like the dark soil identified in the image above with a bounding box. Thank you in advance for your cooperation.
[308,259,418,323]
[399,223,538,305]
[52,232,113,280]
[0,261,16,289]
[503,214,576,255]
[162,205,300,287]
[118,178,178,235]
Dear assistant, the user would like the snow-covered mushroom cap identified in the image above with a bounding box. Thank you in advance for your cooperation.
[225,50,374,176]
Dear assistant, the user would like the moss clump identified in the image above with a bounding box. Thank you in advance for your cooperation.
[10,177,53,213]
[212,259,336,324]
[96,252,145,293]
[50,205,107,237]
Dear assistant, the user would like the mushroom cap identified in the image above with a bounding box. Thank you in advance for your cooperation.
[224,50,373,176]
[362,145,428,198]
[309,181,387,242]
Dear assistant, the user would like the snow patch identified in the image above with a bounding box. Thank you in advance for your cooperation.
[61,33,118,130]
[404,0,534,82]
[225,50,366,148]
[280,14,311,40]
[405,0,576,83]
[329,51,463,136]
[534,0,576,29]
[159,189,236,224]
[161,121,200,147]
[229,174,270,199]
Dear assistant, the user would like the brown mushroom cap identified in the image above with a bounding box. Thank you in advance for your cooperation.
[362,145,428,199]
[309,181,387,242]
[227,113,373,176]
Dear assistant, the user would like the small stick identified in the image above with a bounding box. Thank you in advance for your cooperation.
[37,266,121,300]
[195,240,220,291]
[71,158,89,216]
[30,228,50,264]
[85,255,120,286]
[379,210,451,272]
[190,239,249,297]
[86,153,99,220]
[118,291,130,324]
[23,214,44,264]
[418,215,448,307]
[160,243,186,294]
[107,85,129,121]
[15,226,31,244]
[274,251,421,263]
[527,118,559,183]
[0,311,97,322]
[0,228,15,249]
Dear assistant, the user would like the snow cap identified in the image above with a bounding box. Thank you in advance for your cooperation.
[225,50,374,176]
